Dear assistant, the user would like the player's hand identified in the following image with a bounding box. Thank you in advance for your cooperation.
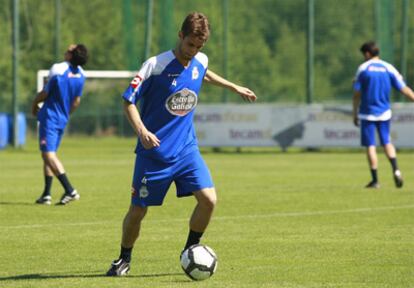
[234,85,257,102]
[139,129,160,149]
[353,115,359,127]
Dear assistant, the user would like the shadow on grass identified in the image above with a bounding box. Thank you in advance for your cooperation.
[0,272,184,281]
[0,201,36,206]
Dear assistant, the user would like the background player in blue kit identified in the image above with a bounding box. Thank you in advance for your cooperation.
[32,44,88,205]
[107,12,257,276]
[352,41,414,189]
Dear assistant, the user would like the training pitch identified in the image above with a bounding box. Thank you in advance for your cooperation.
[0,137,413,288]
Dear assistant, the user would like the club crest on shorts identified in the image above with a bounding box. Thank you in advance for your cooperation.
[165,88,198,117]
[139,185,149,198]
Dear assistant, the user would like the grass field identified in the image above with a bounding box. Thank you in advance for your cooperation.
[0,137,413,288]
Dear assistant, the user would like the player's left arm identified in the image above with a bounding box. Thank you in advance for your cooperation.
[388,65,414,101]
[400,86,414,101]
[203,69,257,102]
[31,90,48,116]
[70,96,81,114]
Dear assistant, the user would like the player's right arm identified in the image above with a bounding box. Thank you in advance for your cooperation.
[352,91,361,127]
[31,90,48,116]
[123,100,160,149]
[122,57,160,149]
[70,97,81,114]
[32,64,60,116]
[352,66,363,127]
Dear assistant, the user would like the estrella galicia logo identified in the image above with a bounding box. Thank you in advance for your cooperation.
[165,88,198,116]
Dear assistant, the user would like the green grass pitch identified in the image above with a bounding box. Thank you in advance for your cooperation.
[0,137,413,288]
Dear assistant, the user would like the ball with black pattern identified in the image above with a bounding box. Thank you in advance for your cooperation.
[180,244,218,281]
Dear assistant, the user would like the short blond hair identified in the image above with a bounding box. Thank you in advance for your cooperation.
[180,12,210,40]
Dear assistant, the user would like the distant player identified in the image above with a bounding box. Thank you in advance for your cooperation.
[32,44,88,205]
[106,12,257,276]
[352,41,414,188]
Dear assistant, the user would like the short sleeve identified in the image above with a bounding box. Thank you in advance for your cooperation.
[387,64,406,91]
[353,70,362,92]
[122,57,156,104]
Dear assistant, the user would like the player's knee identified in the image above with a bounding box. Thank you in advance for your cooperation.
[42,152,52,161]
[198,188,217,211]
[42,152,57,164]
[128,205,147,222]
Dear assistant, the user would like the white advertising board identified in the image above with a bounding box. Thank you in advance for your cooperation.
[194,104,414,149]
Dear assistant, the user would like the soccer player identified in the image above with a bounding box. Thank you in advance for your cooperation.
[32,44,88,205]
[352,41,414,189]
[106,12,257,276]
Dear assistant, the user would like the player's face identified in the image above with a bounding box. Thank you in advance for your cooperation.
[177,32,207,62]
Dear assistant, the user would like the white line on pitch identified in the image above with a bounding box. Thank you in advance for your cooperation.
[216,204,414,220]
[1,204,413,230]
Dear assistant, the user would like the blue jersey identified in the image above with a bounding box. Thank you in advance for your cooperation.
[123,50,208,163]
[353,59,406,120]
[38,61,86,129]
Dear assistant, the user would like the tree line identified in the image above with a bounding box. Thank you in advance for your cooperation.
[0,0,412,116]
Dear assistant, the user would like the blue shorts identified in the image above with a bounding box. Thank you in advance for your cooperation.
[38,123,64,152]
[131,150,214,207]
[360,119,391,147]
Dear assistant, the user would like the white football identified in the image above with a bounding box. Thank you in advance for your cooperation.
[180,244,218,281]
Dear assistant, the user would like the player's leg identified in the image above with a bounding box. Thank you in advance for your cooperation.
[378,120,403,188]
[42,127,79,204]
[42,151,79,204]
[365,146,379,187]
[184,187,217,250]
[107,155,172,276]
[36,123,53,204]
[35,163,54,205]
[361,120,380,188]
[384,143,403,187]
[122,205,148,249]
[41,152,65,175]
[36,124,65,203]
[106,204,148,277]
[174,150,216,250]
